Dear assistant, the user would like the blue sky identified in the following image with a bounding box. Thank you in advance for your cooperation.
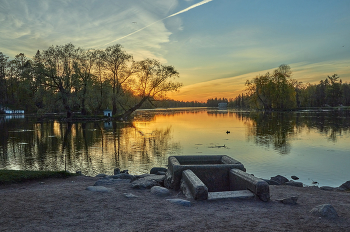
[0,0,349,101]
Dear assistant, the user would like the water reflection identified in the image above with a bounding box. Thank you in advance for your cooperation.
[1,109,349,186]
[235,110,350,154]
[0,118,180,176]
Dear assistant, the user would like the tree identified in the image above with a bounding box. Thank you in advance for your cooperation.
[102,44,133,115]
[35,43,80,119]
[326,74,342,107]
[120,59,182,119]
[245,64,296,110]
[73,49,96,115]
[0,52,9,106]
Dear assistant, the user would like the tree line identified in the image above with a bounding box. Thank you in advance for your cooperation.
[230,64,350,110]
[0,43,182,119]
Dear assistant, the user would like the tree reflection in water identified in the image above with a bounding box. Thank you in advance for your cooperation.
[0,116,181,176]
[234,110,350,154]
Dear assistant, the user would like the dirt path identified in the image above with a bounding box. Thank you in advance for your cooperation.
[1,176,349,232]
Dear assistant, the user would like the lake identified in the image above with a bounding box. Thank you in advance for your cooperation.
[0,108,349,187]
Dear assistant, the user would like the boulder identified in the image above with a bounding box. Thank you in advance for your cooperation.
[310,204,338,219]
[114,168,120,175]
[166,199,192,207]
[150,167,167,174]
[270,175,289,185]
[151,186,171,197]
[285,181,303,187]
[339,181,350,190]
[291,175,299,180]
[95,174,107,178]
[262,179,280,185]
[320,186,336,191]
[94,178,129,186]
[111,173,135,181]
[277,196,298,205]
[131,179,159,189]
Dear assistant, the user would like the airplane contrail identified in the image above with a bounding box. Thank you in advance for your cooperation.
[103,0,214,46]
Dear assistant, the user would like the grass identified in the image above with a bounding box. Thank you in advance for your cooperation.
[0,170,76,185]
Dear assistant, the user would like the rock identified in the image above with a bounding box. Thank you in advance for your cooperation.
[95,174,107,178]
[121,170,129,174]
[150,167,167,174]
[262,179,280,185]
[151,186,171,197]
[111,173,135,181]
[131,179,159,189]
[285,181,303,187]
[94,178,129,186]
[310,204,339,219]
[270,175,289,185]
[166,199,192,207]
[320,186,336,191]
[123,193,138,198]
[86,186,112,193]
[277,196,298,205]
[339,181,350,190]
[291,175,299,180]
[156,171,166,175]
[114,168,120,175]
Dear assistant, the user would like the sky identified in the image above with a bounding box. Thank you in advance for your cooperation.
[0,0,349,102]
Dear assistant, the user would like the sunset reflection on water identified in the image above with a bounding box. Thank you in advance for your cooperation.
[0,108,349,187]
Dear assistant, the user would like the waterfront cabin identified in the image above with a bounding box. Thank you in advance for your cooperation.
[103,109,112,117]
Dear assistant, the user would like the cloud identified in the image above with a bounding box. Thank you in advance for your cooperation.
[169,60,350,102]
[166,0,213,18]
[104,0,214,45]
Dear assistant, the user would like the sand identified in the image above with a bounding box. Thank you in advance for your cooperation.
[1,175,349,232]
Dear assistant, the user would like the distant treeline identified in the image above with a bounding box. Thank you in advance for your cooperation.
[230,65,350,110]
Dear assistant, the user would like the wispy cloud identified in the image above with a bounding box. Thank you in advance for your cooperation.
[103,0,214,46]
[169,60,350,102]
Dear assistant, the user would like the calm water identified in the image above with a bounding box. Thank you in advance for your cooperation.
[0,108,349,187]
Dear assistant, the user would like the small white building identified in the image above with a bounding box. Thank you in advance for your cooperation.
[103,109,112,117]
[4,109,25,114]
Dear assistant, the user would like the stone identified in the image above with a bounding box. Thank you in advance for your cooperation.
[277,196,298,205]
[285,181,303,187]
[208,190,255,200]
[339,181,350,190]
[156,171,166,175]
[95,174,107,178]
[151,186,171,197]
[320,186,336,191]
[181,169,208,200]
[230,169,270,202]
[270,175,289,185]
[150,167,167,174]
[94,178,129,186]
[291,175,299,180]
[86,186,112,193]
[111,173,135,180]
[131,179,159,189]
[166,199,192,207]
[262,179,280,185]
[123,193,138,198]
[310,204,339,219]
[114,168,120,175]
[121,170,129,174]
